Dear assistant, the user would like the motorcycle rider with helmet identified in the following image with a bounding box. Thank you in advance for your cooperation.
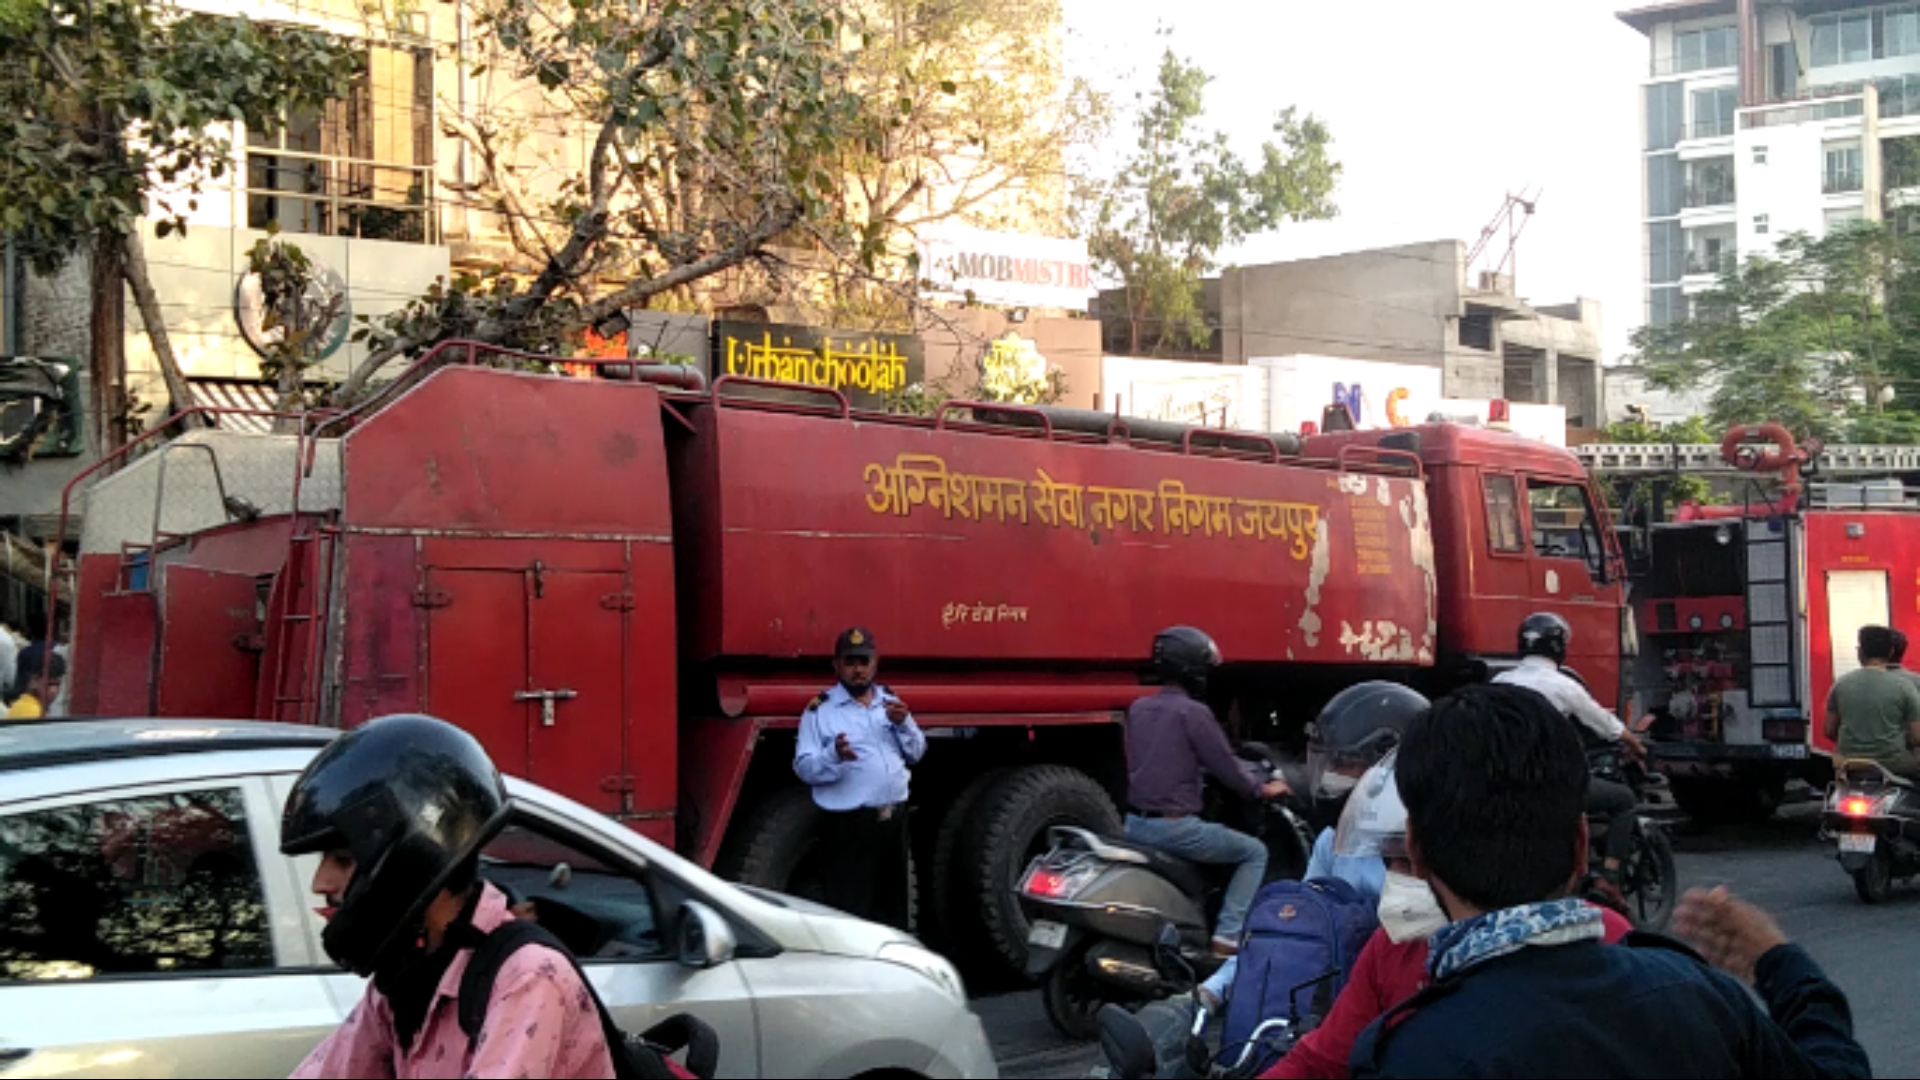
[282,714,617,1079]
[1493,612,1646,893]
[1125,626,1290,956]
[1198,680,1431,1011]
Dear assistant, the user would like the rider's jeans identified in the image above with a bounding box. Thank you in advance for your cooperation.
[1124,814,1268,940]
[1586,776,1638,867]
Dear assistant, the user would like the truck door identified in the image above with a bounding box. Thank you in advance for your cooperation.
[421,564,630,814]
[1524,477,1618,689]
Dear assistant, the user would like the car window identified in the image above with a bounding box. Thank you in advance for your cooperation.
[481,823,666,962]
[0,787,274,981]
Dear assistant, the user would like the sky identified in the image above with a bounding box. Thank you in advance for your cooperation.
[1060,0,1651,366]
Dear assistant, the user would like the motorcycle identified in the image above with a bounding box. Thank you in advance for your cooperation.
[1093,924,1331,1079]
[1820,759,1920,903]
[1016,746,1316,1040]
[1583,744,1678,930]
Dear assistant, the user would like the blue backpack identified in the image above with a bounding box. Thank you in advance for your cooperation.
[1219,877,1379,1072]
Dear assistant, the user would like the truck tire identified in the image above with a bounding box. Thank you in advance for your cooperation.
[717,786,917,932]
[961,765,1121,977]
[1672,776,1785,825]
[927,768,1011,954]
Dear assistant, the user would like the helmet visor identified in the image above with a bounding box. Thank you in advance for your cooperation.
[1331,750,1408,859]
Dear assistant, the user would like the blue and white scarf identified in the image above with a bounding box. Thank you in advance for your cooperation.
[1427,897,1604,982]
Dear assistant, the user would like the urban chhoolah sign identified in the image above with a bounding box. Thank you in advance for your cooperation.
[916,226,1094,311]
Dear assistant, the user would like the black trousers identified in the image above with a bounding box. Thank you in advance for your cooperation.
[1586,776,1638,866]
[816,803,912,932]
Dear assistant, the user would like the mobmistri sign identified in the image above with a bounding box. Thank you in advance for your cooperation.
[916,227,1094,311]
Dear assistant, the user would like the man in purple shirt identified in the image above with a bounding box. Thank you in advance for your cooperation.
[1125,626,1289,956]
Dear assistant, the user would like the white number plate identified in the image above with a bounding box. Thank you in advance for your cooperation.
[1771,743,1808,760]
[1028,920,1068,949]
[1839,833,1877,854]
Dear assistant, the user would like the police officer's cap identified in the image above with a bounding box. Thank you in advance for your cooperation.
[835,626,878,658]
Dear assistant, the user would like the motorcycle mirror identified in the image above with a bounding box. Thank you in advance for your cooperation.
[1151,921,1183,973]
[1096,1003,1159,1080]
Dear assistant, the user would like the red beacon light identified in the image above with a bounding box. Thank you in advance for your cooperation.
[1300,421,1319,436]
[1488,399,1512,427]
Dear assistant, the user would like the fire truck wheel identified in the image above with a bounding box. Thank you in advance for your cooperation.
[927,768,1011,955]
[962,765,1121,978]
[716,786,920,933]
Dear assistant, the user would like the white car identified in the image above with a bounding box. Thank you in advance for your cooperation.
[0,719,997,1079]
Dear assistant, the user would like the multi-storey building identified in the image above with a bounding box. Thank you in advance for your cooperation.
[1623,0,1920,328]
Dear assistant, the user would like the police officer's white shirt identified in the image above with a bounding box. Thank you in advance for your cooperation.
[1494,655,1626,741]
[793,683,927,811]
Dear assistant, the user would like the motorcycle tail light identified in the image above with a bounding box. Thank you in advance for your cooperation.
[1021,862,1097,900]
[1843,796,1873,817]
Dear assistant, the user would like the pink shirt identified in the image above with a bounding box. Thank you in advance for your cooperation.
[292,885,616,1079]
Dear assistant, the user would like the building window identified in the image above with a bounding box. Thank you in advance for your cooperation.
[1811,5,1920,67]
[1754,146,1769,165]
[1648,152,1684,217]
[1649,220,1685,285]
[1825,144,1864,193]
[1826,207,1866,234]
[1646,83,1686,151]
[1675,26,1738,73]
[1649,285,1686,327]
[1683,157,1736,208]
[0,788,274,981]
[1689,86,1739,139]
[1754,214,1771,235]
[1886,135,1920,188]
[1770,43,1798,101]
[247,43,435,244]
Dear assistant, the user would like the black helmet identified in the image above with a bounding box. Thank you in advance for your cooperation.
[1518,612,1572,664]
[280,714,510,976]
[1152,626,1222,697]
[1306,681,1430,802]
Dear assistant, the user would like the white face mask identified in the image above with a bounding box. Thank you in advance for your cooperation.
[1318,772,1359,798]
[1377,871,1449,944]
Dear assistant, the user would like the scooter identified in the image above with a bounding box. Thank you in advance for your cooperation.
[1016,747,1315,1040]
[1820,759,1920,903]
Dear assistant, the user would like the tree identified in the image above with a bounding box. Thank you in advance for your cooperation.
[337,0,873,400]
[1631,222,1920,442]
[830,0,1104,279]
[242,231,348,426]
[0,0,359,445]
[1078,48,1338,356]
[1596,415,1718,510]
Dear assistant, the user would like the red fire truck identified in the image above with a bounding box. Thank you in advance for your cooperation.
[1581,424,1920,823]
[57,342,1627,977]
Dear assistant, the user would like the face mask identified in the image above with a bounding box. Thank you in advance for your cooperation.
[1318,772,1359,798]
[1377,871,1449,944]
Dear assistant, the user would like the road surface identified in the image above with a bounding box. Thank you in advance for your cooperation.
[978,804,1920,1078]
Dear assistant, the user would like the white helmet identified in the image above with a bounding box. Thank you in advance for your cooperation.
[1331,749,1407,860]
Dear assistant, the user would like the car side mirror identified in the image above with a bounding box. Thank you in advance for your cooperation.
[675,899,737,969]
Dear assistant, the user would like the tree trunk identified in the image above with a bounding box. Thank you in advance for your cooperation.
[120,230,201,427]
[88,234,125,453]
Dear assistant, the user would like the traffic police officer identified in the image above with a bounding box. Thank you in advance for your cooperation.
[793,627,925,930]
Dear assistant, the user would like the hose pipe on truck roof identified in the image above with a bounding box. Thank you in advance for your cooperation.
[970,403,1305,457]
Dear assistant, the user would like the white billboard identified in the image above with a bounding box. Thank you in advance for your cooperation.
[1102,356,1268,431]
[1256,354,1566,446]
[917,227,1094,311]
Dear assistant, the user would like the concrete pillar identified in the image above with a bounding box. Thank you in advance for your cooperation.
[1531,348,1559,406]
[1866,83,1884,224]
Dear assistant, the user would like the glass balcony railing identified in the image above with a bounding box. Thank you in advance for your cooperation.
[1825,169,1865,194]
[1684,181,1737,208]
[1686,251,1736,276]
[1687,117,1738,139]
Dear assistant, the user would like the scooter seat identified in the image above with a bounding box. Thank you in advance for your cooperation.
[1839,758,1917,789]
[1099,837,1211,898]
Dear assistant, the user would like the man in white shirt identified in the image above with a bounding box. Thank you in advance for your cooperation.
[1494,612,1646,888]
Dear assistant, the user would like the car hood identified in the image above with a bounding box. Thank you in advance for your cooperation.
[734,885,916,958]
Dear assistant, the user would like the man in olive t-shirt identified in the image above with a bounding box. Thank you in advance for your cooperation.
[1825,625,1920,778]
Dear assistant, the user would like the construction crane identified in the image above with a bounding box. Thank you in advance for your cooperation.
[1468,190,1540,290]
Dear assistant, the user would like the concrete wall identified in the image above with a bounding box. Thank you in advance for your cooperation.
[1219,240,1466,373]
